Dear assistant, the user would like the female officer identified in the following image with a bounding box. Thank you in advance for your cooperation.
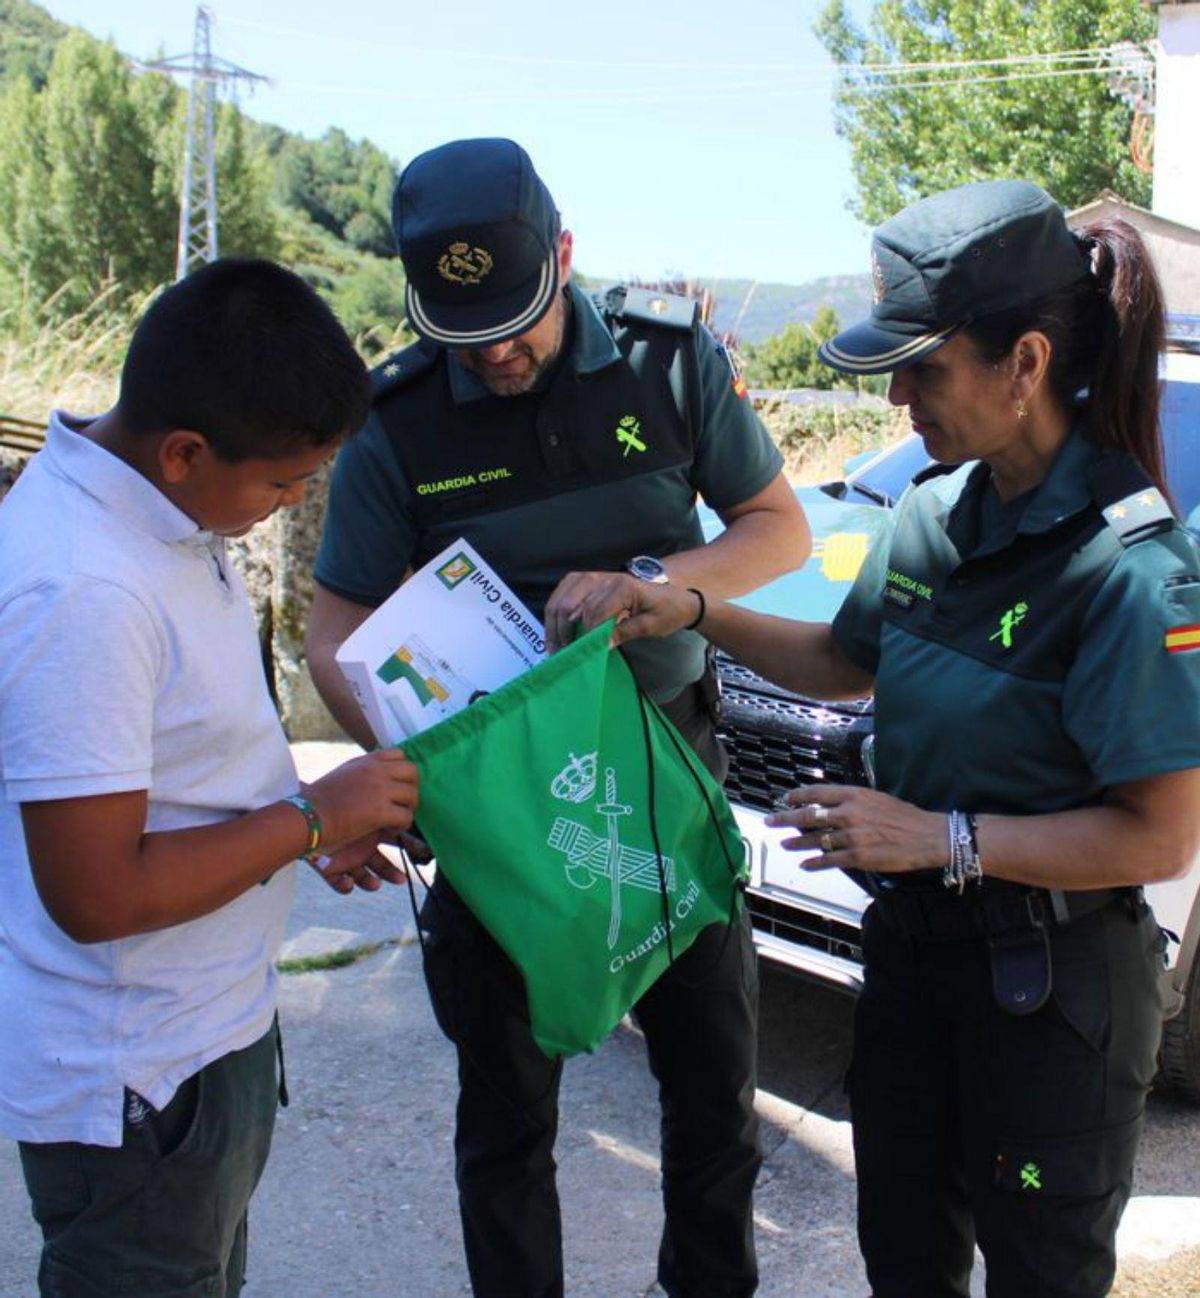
[578,180,1200,1296]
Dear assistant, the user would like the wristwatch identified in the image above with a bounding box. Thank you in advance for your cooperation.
[625,555,670,584]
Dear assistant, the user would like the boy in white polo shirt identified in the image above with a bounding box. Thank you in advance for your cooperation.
[0,258,420,1297]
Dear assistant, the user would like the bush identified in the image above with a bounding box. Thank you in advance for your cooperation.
[755,398,906,483]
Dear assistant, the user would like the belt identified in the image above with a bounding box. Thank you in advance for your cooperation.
[874,880,1129,942]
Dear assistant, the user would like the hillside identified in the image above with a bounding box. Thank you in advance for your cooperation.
[703,274,872,345]
[1,0,865,351]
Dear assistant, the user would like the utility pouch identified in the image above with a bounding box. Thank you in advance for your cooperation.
[699,647,723,724]
[988,924,1052,1015]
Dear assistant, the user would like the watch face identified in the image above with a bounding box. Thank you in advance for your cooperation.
[627,555,669,583]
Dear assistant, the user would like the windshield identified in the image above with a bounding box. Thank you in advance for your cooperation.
[842,371,1200,522]
[845,435,931,505]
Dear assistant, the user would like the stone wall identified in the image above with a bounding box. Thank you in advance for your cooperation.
[0,443,344,742]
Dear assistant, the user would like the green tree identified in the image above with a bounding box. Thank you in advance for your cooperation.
[743,307,846,390]
[0,0,67,90]
[0,33,175,312]
[0,30,280,318]
[148,93,280,264]
[329,256,411,357]
[268,127,396,256]
[815,0,1154,225]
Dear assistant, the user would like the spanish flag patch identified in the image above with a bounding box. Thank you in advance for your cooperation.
[732,375,748,400]
[1165,624,1200,654]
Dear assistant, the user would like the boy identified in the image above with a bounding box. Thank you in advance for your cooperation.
[0,258,419,1296]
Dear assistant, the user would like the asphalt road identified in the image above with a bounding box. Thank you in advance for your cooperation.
[2,743,1198,1296]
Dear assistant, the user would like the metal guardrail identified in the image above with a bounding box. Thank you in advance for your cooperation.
[0,414,45,454]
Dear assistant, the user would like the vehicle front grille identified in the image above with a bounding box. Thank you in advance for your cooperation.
[744,890,864,965]
[715,656,873,813]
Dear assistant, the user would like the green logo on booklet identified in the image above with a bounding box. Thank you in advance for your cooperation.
[437,552,476,589]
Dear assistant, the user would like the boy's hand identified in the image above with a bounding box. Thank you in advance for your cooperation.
[307,749,419,853]
[309,832,406,894]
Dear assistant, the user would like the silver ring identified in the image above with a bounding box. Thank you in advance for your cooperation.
[820,829,834,853]
[812,805,829,826]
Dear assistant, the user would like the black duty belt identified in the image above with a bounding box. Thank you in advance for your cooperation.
[874,880,1129,943]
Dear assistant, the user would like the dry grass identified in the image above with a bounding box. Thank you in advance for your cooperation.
[0,282,151,422]
[1112,1246,1200,1295]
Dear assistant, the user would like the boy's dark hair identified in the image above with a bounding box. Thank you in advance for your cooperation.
[117,258,369,462]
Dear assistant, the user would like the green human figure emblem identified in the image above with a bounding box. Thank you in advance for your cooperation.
[1019,1162,1042,1191]
[989,601,1029,649]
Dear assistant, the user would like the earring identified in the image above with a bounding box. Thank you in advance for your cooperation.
[1016,398,1028,420]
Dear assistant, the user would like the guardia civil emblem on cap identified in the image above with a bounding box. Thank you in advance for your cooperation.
[871,249,887,306]
[438,242,494,286]
[648,297,668,316]
[394,138,562,347]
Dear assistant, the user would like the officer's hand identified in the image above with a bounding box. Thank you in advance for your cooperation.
[765,783,946,874]
[543,570,634,652]
[308,831,407,894]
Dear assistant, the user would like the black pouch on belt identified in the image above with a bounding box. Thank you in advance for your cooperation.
[988,925,1052,1015]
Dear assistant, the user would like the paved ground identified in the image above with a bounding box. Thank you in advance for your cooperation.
[2,743,1199,1296]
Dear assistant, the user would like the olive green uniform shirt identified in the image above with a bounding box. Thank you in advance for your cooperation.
[316,285,783,700]
[833,428,1200,815]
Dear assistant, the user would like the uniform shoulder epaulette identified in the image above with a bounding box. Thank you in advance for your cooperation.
[601,285,698,331]
[1088,453,1175,547]
[370,340,440,400]
[911,461,957,487]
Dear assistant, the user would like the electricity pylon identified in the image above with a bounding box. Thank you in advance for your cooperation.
[141,7,268,280]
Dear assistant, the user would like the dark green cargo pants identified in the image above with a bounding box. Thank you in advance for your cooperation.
[19,1019,281,1298]
[850,892,1165,1298]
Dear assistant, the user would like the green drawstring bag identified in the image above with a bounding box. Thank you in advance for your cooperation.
[403,619,747,1058]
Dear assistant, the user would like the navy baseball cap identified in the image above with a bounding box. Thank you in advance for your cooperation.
[393,138,560,348]
[819,180,1092,375]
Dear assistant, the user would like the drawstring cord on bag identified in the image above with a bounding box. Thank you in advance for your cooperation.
[622,650,746,988]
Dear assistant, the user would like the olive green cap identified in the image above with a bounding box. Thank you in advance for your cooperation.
[820,180,1092,375]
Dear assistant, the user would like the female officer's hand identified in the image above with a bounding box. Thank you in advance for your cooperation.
[543,571,702,652]
[765,783,948,874]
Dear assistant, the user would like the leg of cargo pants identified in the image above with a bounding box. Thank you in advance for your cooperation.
[634,910,762,1298]
[420,875,566,1298]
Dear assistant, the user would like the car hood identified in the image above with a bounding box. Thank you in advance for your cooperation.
[701,483,891,624]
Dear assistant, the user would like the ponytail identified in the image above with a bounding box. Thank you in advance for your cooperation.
[965,218,1168,497]
[1082,220,1166,494]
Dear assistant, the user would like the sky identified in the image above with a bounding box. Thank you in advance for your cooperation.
[38,0,876,287]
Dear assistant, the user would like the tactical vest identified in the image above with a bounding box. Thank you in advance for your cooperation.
[370,287,705,570]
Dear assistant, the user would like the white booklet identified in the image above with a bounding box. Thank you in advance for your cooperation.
[335,539,547,746]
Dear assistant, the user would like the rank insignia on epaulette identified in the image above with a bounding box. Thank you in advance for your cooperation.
[1102,487,1173,544]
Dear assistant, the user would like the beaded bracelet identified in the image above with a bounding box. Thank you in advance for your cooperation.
[282,793,322,861]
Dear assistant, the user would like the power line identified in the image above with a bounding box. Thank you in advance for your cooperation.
[219,14,1151,84]
[140,5,268,280]
[851,65,1148,95]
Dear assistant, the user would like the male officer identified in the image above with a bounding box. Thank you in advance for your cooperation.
[305,137,809,1298]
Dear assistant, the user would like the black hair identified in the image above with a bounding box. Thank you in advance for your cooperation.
[117,258,369,462]
[964,219,1167,495]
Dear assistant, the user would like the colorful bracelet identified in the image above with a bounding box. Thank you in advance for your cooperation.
[282,793,322,859]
